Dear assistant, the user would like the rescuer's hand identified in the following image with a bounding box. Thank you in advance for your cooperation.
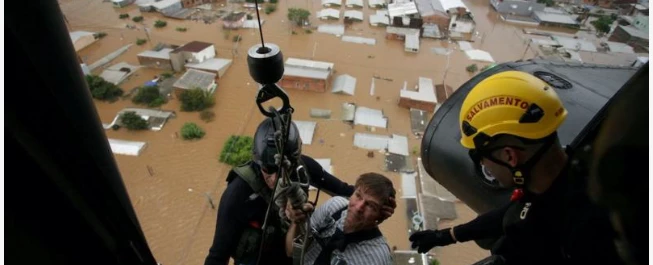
[378,196,397,224]
[409,228,456,253]
[285,202,314,224]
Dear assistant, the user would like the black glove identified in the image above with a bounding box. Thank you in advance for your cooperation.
[409,228,456,253]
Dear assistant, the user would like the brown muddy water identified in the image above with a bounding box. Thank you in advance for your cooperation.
[58,0,595,263]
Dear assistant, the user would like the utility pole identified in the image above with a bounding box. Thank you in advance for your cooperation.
[312,42,318,59]
[521,39,532,60]
[143,25,151,43]
[442,49,451,86]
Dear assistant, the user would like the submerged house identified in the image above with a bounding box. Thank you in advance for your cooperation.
[280,58,335,92]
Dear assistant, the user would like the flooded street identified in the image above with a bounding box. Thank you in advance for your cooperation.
[59,0,621,263]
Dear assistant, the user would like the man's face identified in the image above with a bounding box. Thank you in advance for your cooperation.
[261,167,278,189]
[346,187,383,231]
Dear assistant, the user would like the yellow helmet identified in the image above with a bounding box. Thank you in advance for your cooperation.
[459,71,568,150]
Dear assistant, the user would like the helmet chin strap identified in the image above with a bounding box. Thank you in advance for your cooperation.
[483,133,557,192]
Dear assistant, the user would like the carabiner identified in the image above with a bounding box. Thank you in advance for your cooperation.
[256,84,293,117]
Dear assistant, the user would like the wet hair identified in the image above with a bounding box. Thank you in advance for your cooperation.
[355,173,396,205]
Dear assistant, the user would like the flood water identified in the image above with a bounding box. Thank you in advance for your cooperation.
[59,0,614,264]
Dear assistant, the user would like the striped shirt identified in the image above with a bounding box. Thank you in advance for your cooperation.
[303,197,393,265]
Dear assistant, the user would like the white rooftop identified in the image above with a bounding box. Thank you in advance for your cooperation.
[605,41,635,54]
[346,0,364,6]
[284,67,330,80]
[354,106,388,128]
[543,7,567,14]
[286,58,334,71]
[449,17,475,33]
[69,31,95,43]
[344,10,364,20]
[317,24,345,35]
[108,139,147,156]
[388,2,418,18]
[401,172,418,198]
[369,0,386,6]
[553,36,597,52]
[242,19,265,28]
[173,69,216,90]
[322,0,342,6]
[400,77,437,103]
[185,58,232,73]
[293,120,317,145]
[151,0,180,9]
[619,25,649,39]
[342,103,356,121]
[370,12,390,25]
[318,8,341,19]
[284,57,335,80]
[353,133,391,150]
[387,26,421,35]
[457,41,473,51]
[414,0,446,17]
[342,36,376,45]
[138,48,174,60]
[332,74,357,95]
[405,32,420,51]
[388,134,409,156]
[100,62,141,85]
[440,0,468,13]
[534,11,577,25]
[465,49,495,62]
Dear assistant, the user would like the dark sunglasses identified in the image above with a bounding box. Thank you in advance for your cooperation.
[468,145,525,164]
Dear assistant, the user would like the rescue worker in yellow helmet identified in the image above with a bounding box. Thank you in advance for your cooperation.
[409,71,623,265]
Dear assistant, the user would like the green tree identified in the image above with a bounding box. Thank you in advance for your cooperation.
[591,15,614,34]
[200,110,216,122]
[265,4,277,14]
[93,32,108,39]
[154,20,167,28]
[176,27,188,32]
[288,8,311,26]
[179,88,215,111]
[85,75,124,101]
[132,16,144,22]
[132,86,166,107]
[181,122,206,140]
[466,64,478,73]
[219,135,254,166]
[136,38,147,45]
[119,13,130,19]
[120,111,149,130]
[537,0,554,6]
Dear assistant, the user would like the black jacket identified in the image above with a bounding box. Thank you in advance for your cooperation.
[204,155,355,265]
[454,162,623,265]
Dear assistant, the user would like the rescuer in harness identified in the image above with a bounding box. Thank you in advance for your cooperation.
[409,71,624,265]
[204,118,396,265]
